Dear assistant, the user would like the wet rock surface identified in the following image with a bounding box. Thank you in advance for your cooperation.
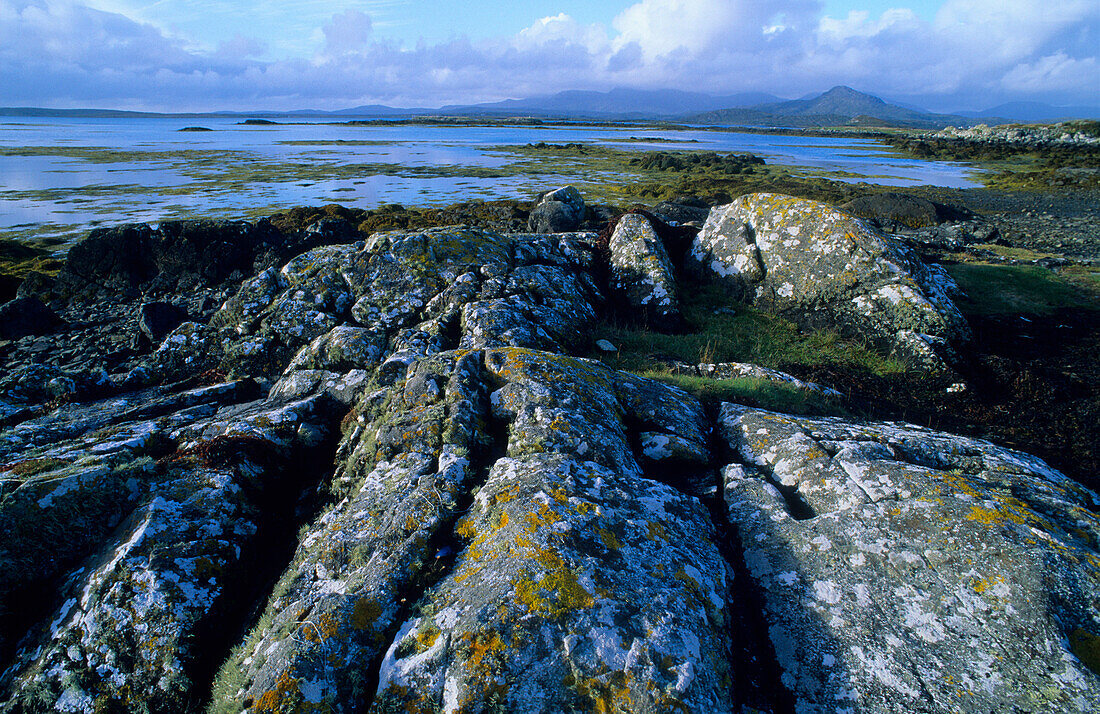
[0,199,1097,713]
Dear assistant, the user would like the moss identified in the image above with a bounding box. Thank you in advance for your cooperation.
[6,456,67,476]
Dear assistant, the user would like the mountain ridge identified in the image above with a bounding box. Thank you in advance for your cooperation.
[8,86,1096,126]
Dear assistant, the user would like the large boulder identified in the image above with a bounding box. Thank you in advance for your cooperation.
[527,186,586,233]
[0,297,63,340]
[688,193,971,373]
[720,403,1100,713]
[608,213,682,330]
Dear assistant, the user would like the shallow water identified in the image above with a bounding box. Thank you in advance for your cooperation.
[0,116,981,242]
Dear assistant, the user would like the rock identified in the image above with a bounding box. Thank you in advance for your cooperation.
[0,297,63,340]
[719,403,1100,713]
[608,213,682,330]
[595,338,617,352]
[528,185,586,233]
[688,193,971,373]
[652,200,711,226]
[138,301,187,345]
[839,192,968,229]
[52,223,157,299]
[1,204,1096,714]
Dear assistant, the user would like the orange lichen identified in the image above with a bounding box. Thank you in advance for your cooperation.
[253,668,303,713]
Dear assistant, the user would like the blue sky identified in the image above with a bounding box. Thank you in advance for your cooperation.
[3,0,1098,112]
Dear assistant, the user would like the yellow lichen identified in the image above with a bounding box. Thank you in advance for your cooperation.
[514,547,594,618]
[415,623,441,652]
[598,528,623,550]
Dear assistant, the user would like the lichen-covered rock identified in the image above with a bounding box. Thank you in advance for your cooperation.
[608,213,682,330]
[719,403,1100,713]
[212,351,492,713]
[688,193,971,373]
[0,386,340,713]
[5,208,1097,714]
[527,186,586,233]
[374,453,735,714]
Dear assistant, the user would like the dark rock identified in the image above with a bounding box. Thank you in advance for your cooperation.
[840,192,970,229]
[528,185,586,233]
[13,270,54,300]
[53,223,157,299]
[652,200,711,225]
[0,297,63,340]
[138,301,188,344]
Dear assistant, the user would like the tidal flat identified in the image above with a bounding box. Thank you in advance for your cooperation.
[0,117,981,245]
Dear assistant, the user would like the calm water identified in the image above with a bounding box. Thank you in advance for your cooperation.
[0,116,981,242]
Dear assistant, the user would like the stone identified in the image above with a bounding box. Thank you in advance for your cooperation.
[719,403,1100,713]
[839,192,968,229]
[138,301,187,345]
[688,193,971,373]
[1,206,1097,714]
[0,296,64,340]
[608,213,682,330]
[527,185,586,233]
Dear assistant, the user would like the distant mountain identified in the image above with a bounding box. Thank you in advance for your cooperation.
[760,86,928,122]
[690,86,979,129]
[956,101,1100,122]
[438,88,784,119]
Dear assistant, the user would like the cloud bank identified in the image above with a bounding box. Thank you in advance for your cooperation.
[1,0,1097,111]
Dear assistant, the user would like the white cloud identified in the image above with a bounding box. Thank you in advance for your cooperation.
[322,9,373,56]
[1002,52,1100,93]
[0,0,1097,111]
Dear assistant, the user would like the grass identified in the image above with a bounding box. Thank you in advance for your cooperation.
[946,263,1100,317]
[588,281,903,414]
[639,372,847,416]
[591,282,905,377]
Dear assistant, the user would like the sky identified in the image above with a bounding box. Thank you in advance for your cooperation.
[2,0,1097,113]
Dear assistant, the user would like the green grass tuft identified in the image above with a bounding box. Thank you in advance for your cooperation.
[640,372,846,416]
[947,263,1100,317]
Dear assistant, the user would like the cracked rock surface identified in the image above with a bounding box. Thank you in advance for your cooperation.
[0,204,1097,713]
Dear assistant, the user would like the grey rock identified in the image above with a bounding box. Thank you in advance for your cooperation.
[528,185,586,233]
[719,403,1100,713]
[688,193,971,374]
[608,213,682,330]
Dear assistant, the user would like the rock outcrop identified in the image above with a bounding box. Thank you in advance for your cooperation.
[0,200,1096,713]
[688,193,971,373]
